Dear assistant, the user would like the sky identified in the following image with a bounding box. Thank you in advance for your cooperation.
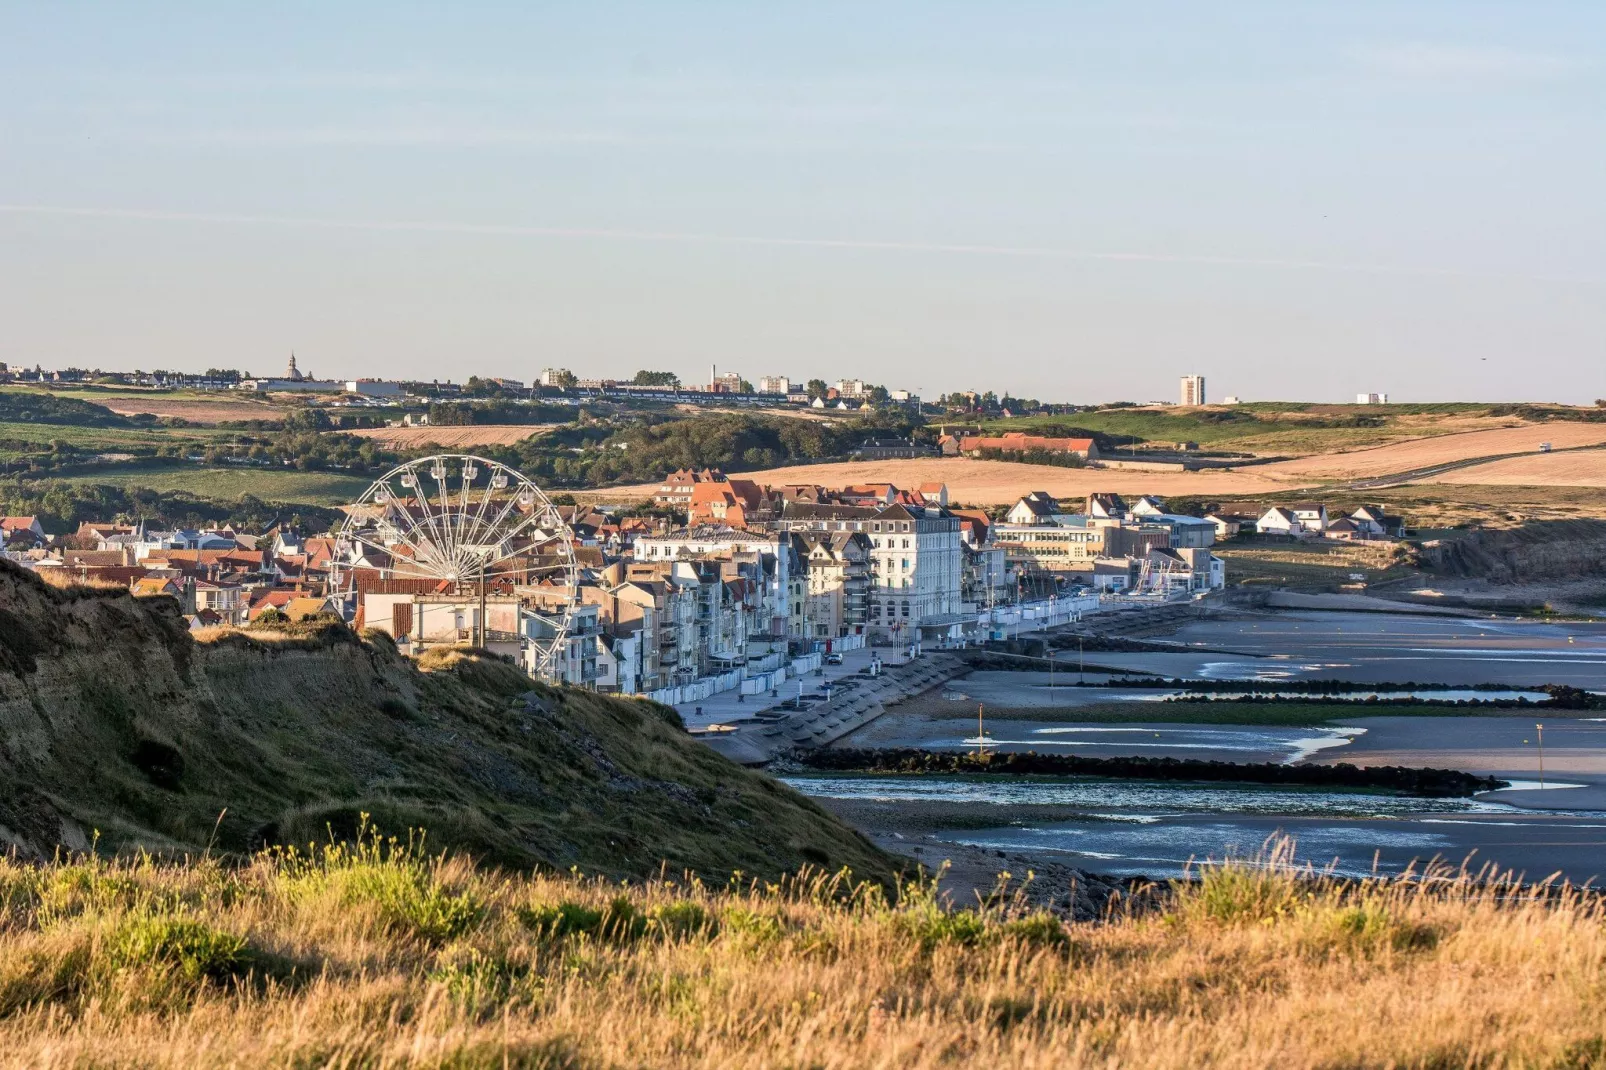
[1,2,1603,404]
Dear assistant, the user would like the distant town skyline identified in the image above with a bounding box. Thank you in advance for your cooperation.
[2,3,1603,403]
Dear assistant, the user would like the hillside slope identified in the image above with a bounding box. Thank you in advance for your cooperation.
[0,561,889,881]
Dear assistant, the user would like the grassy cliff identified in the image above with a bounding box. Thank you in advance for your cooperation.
[0,561,889,882]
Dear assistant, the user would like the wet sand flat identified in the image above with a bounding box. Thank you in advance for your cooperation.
[1074,611,1606,689]
[1313,715,1606,809]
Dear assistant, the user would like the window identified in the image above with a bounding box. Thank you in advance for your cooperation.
[900,603,910,616]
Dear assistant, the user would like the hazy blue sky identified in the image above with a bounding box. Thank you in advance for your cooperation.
[2,3,1602,402]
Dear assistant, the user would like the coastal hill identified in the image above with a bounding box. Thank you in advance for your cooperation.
[0,560,889,881]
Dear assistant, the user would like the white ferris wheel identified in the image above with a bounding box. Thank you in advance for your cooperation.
[331,455,578,676]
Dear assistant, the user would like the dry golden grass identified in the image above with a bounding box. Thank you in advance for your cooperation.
[98,398,288,423]
[1262,422,1606,479]
[343,425,557,449]
[1426,448,1606,488]
[4,831,1605,1068]
[31,569,124,592]
[592,458,1299,506]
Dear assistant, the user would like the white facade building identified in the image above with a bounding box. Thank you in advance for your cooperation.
[345,380,404,398]
[779,502,964,645]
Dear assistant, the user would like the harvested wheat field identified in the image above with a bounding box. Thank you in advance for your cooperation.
[99,397,288,423]
[3,836,1605,1068]
[343,424,557,449]
[675,403,839,423]
[1260,422,1606,480]
[591,458,1298,506]
[1425,446,1606,488]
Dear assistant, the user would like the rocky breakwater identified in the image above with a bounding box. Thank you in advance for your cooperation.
[803,747,1507,798]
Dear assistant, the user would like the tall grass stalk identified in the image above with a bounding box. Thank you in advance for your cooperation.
[1,829,1602,1067]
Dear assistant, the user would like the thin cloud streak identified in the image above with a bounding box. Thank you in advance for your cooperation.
[1,202,1600,287]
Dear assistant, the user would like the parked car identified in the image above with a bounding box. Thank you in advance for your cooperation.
[824,652,844,665]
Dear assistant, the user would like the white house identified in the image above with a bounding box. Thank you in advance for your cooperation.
[1290,503,1328,532]
[0,516,46,546]
[1006,492,1062,526]
[1349,505,1405,538]
[1129,495,1167,517]
[1087,493,1128,520]
[595,631,645,694]
[1256,506,1305,536]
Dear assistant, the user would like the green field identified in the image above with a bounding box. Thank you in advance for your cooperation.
[0,419,230,450]
[983,403,1518,455]
[56,463,372,505]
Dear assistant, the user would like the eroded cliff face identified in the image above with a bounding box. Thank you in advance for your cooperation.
[0,562,889,881]
[1419,520,1606,586]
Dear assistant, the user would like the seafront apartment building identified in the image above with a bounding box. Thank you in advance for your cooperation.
[777,501,965,642]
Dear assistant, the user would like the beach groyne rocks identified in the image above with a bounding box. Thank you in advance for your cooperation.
[800,747,1507,798]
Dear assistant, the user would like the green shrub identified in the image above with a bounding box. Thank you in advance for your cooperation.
[1170,863,1305,927]
[518,896,648,943]
[36,864,145,925]
[720,906,784,946]
[1309,903,1439,956]
[429,946,530,1018]
[649,901,715,940]
[101,914,250,984]
[273,818,484,943]
[892,902,989,951]
[1000,911,1069,948]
